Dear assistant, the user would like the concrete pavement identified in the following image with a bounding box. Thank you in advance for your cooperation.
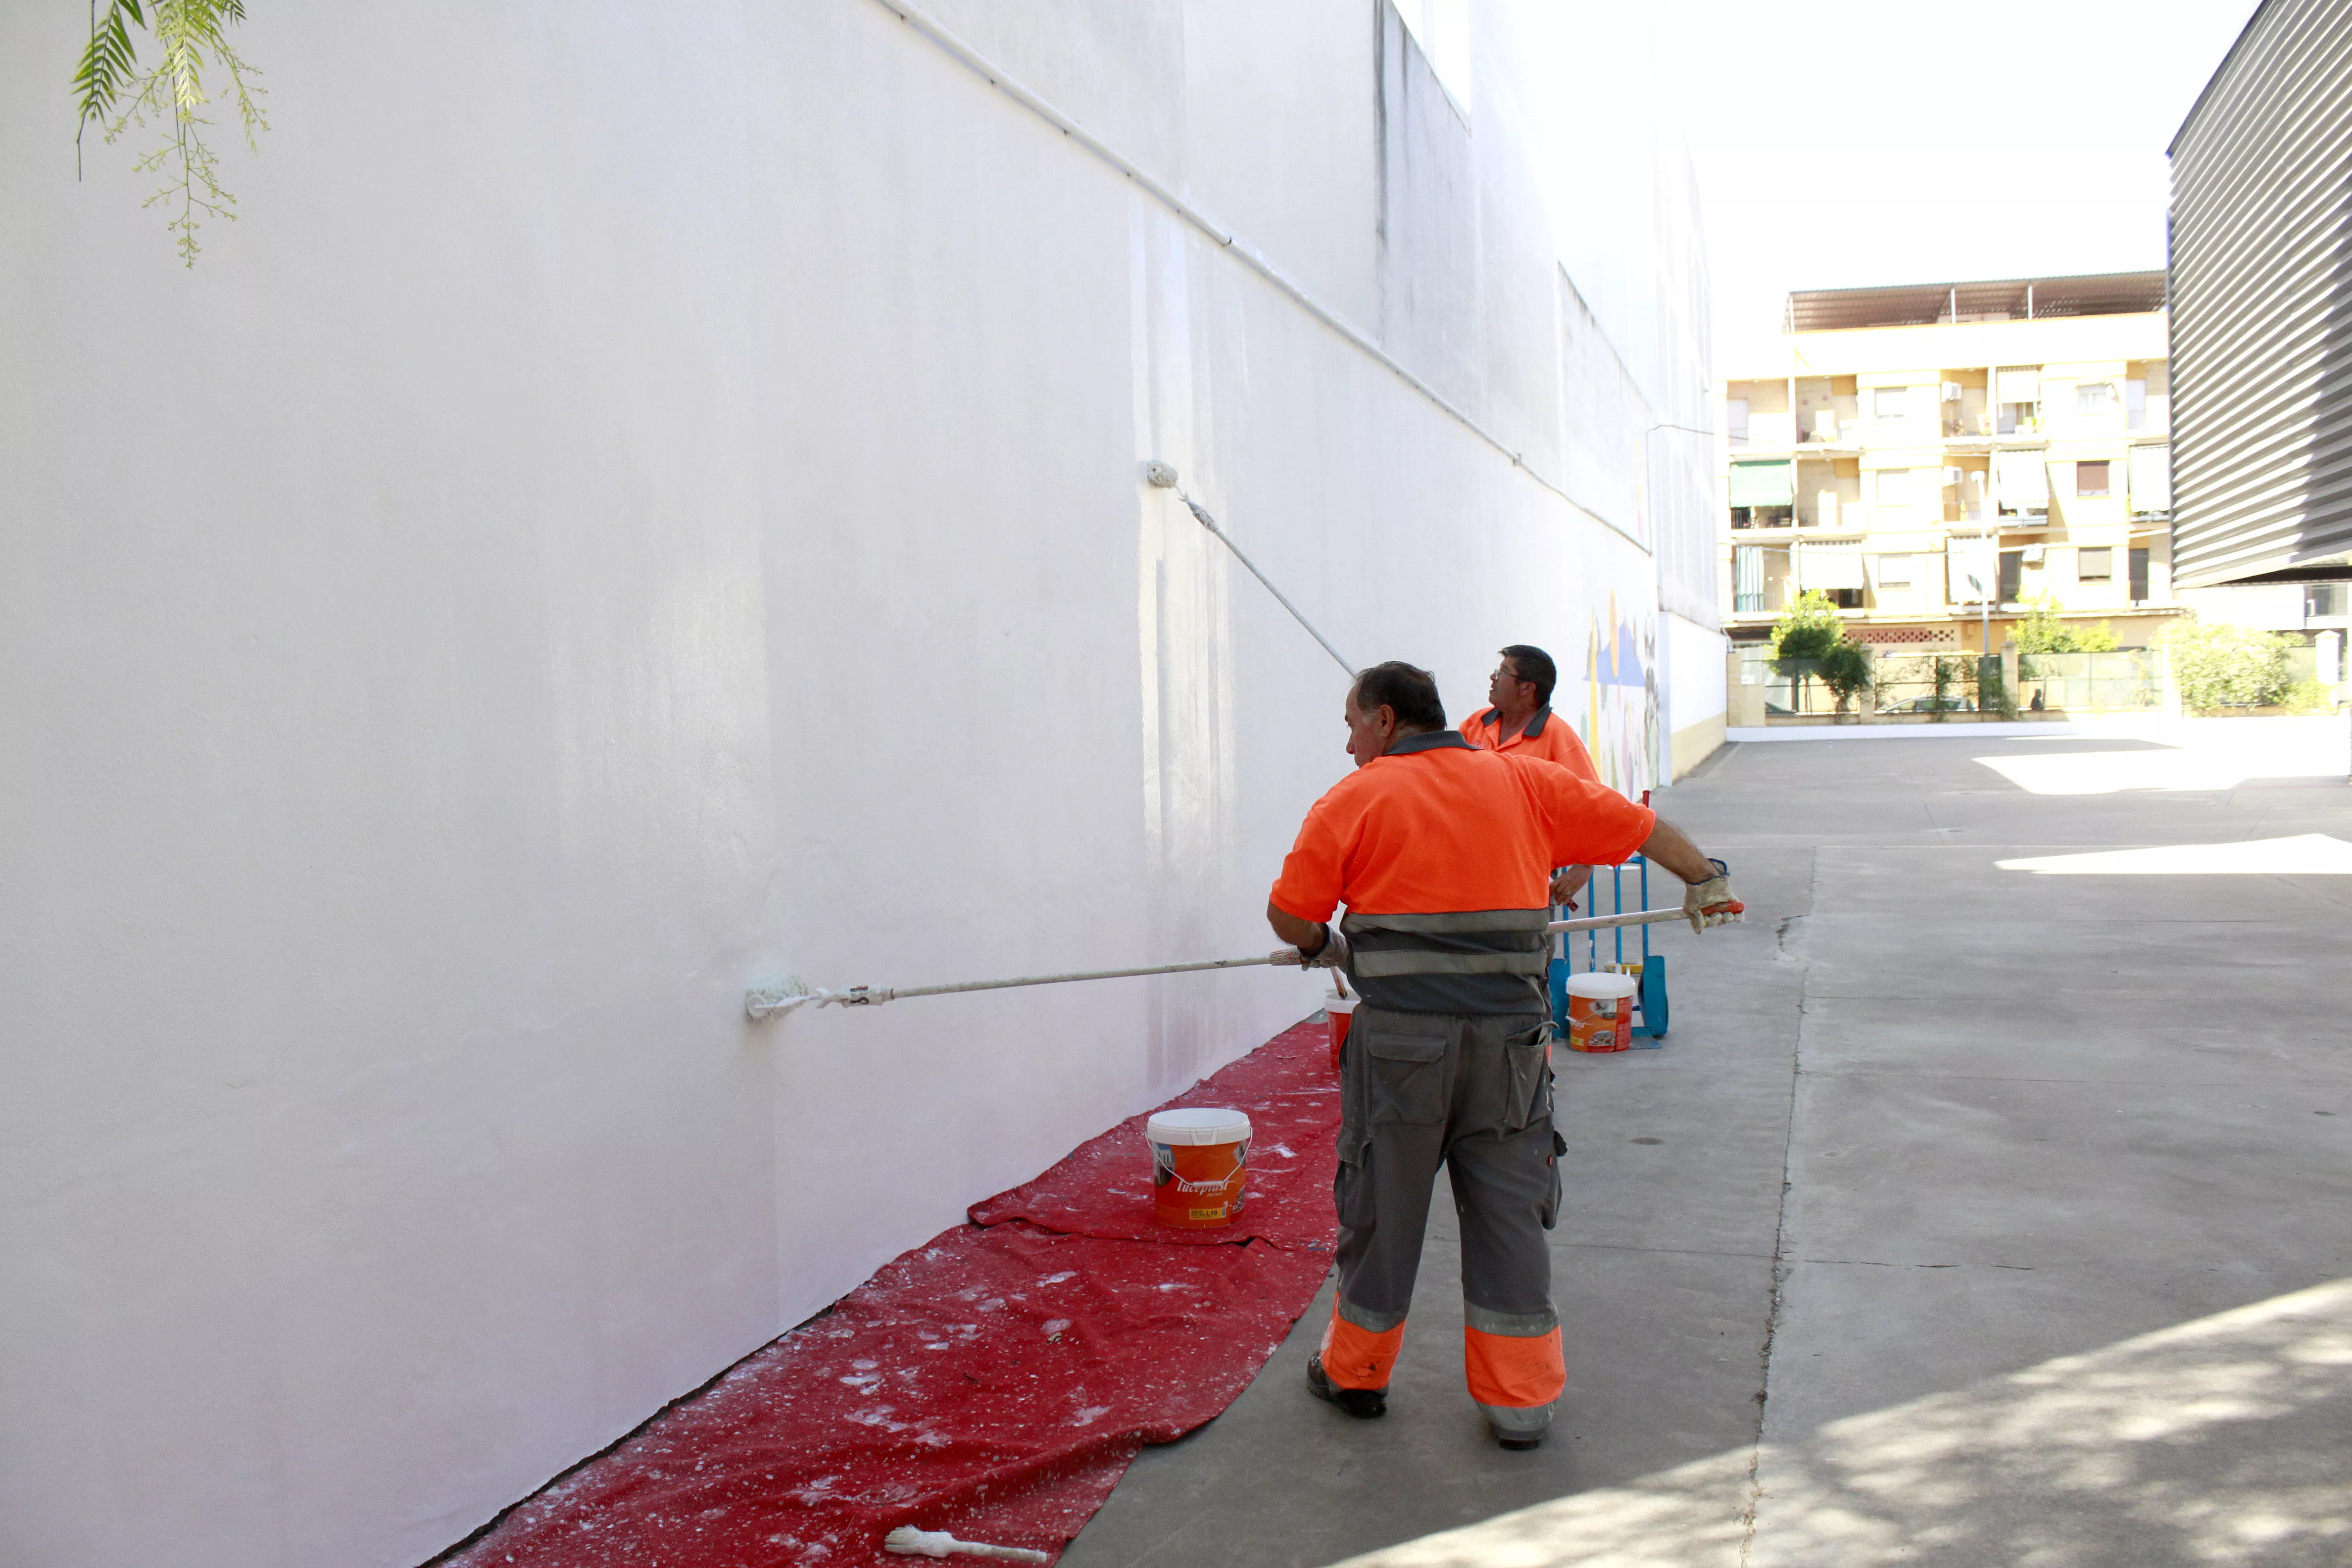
[1059,719,2352,1568]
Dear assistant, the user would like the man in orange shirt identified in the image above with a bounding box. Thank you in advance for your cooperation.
[1462,644,1603,908]
[1461,645,1598,778]
[1269,661,1741,1450]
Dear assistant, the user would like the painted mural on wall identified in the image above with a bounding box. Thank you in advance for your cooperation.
[1579,594,1659,798]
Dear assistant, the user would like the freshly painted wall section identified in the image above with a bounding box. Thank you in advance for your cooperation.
[0,5,1712,1565]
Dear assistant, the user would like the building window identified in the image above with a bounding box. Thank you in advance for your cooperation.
[2130,547,2150,601]
[1877,554,1913,588]
[2126,378,2148,431]
[2075,461,2111,497]
[1827,588,1864,609]
[1733,545,1764,613]
[1873,387,1910,422]
[1727,397,1750,447]
[2076,382,2118,415]
[2078,547,2114,582]
[2308,584,2347,618]
[1875,468,1910,506]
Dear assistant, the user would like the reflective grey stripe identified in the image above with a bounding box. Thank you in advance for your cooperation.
[1353,950,1551,978]
[1337,1298,1409,1335]
[1342,909,1551,935]
[1465,1303,1560,1338]
[1478,1398,1557,1434]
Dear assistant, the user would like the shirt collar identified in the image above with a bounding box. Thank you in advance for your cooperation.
[1384,730,1476,756]
[1482,704,1551,738]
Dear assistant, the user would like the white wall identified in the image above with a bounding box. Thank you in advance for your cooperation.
[2176,584,2309,631]
[0,4,1711,1565]
[1664,611,1730,766]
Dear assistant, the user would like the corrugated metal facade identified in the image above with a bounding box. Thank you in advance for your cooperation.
[2168,0,2352,588]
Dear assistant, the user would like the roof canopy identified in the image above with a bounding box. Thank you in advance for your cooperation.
[1785,272,2166,334]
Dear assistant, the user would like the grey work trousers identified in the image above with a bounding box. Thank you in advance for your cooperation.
[1328,1004,1564,1433]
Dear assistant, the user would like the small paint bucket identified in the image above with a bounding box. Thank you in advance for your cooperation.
[1565,972,1640,1053]
[1325,992,1356,1074]
[1147,1108,1252,1229]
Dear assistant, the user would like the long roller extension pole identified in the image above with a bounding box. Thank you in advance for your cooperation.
[748,952,1295,1019]
[747,908,1689,1020]
[1143,461,1354,677]
[1549,907,1686,934]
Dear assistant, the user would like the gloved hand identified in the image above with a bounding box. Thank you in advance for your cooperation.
[1272,923,1351,969]
[1682,859,1745,933]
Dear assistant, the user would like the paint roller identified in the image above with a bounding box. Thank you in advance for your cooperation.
[883,1525,1050,1562]
[1142,460,1355,675]
[745,908,1685,1019]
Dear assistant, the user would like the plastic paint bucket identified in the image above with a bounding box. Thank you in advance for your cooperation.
[1325,993,1356,1074]
[1565,972,1640,1053]
[1147,1108,1252,1229]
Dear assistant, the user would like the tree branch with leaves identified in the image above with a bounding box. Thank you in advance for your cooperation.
[73,0,267,265]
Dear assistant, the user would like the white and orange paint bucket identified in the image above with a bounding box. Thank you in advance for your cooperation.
[1564,971,1639,1053]
[1147,1108,1252,1228]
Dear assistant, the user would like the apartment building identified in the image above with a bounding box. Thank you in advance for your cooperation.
[1719,273,2179,653]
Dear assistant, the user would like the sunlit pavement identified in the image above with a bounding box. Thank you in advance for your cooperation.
[1058,717,2352,1568]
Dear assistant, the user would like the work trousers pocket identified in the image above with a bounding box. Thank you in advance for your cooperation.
[1363,1026,1450,1125]
[1502,1023,1553,1132]
[1334,1129,1377,1231]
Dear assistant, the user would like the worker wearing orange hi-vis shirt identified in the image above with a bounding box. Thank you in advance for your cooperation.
[1268,661,1743,1450]
[1462,644,1603,911]
[1460,644,1598,781]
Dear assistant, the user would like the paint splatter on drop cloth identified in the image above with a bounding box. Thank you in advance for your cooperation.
[442,1018,1337,1568]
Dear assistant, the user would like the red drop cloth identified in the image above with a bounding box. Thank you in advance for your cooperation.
[967,1020,1341,1248]
[442,1018,1339,1568]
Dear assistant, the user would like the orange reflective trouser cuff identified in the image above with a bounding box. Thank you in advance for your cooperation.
[1320,1303,1405,1391]
[1464,1323,1565,1411]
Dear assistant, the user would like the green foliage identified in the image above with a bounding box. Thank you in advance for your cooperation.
[2159,620,2294,711]
[2281,678,2337,715]
[1929,655,1971,722]
[73,0,267,265]
[1770,589,1844,662]
[1816,639,1873,714]
[2014,594,2119,653]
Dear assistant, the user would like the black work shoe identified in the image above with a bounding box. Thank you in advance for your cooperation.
[1495,1431,1545,1451]
[1305,1356,1387,1418]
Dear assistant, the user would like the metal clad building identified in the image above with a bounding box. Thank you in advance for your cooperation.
[2168,0,2352,588]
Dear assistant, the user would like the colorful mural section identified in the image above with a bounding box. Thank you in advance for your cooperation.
[1581,593,1659,798]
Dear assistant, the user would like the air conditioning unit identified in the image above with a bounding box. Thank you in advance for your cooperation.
[1940,382,1963,402]
[2023,544,2046,565]
[1942,466,1964,485]
[1812,409,1838,441]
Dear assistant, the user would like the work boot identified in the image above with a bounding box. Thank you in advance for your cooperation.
[1493,1428,1545,1451]
[1305,1355,1386,1418]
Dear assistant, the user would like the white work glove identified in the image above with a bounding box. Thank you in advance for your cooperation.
[1271,924,1351,970]
[1682,859,1746,933]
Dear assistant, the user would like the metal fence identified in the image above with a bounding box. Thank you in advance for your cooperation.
[1731,646,2164,724]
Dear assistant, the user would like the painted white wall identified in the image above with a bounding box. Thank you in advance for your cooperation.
[0,4,1712,1565]
[1664,612,1731,742]
[2177,584,2309,631]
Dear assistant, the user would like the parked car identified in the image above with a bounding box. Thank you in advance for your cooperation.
[1877,695,1975,714]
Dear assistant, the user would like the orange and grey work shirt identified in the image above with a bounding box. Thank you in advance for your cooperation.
[1269,732,1655,1014]
[1460,704,1600,783]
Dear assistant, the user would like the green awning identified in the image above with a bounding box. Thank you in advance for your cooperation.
[1728,460,1794,508]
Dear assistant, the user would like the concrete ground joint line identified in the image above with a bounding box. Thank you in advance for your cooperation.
[1738,847,1816,1565]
